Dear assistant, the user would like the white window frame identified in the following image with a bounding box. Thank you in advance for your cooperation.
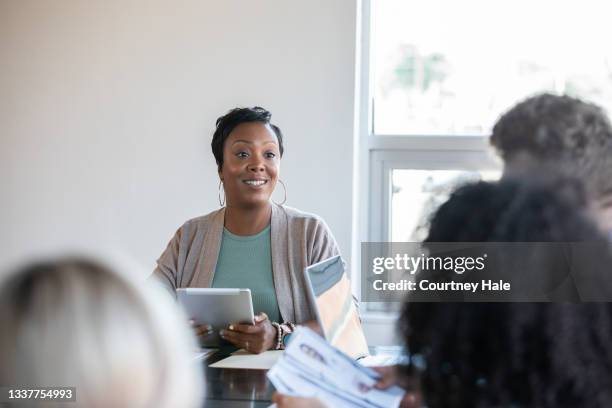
[353,0,501,338]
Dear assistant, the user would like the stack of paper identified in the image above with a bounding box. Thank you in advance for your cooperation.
[267,328,405,407]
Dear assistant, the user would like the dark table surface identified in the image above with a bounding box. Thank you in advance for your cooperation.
[203,347,275,407]
[201,345,403,407]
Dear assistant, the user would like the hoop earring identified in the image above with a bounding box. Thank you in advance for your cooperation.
[273,179,287,206]
[218,180,226,207]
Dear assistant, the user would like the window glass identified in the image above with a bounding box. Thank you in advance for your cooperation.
[391,169,500,241]
[372,0,612,135]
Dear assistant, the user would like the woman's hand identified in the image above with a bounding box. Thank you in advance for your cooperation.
[373,365,421,408]
[373,365,403,389]
[220,312,276,353]
[189,320,213,339]
[272,393,328,408]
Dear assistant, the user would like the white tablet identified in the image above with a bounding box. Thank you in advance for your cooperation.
[176,288,255,329]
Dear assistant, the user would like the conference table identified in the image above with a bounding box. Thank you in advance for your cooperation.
[201,345,403,407]
[202,347,275,407]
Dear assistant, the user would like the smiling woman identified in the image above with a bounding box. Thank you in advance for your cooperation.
[219,120,282,226]
[152,107,344,354]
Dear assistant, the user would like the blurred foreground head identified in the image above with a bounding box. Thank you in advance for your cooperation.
[403,179,612,407]
[425,177,600,242]
[491,93,612,168]
[0,257,203,408]
[402,301,612,408]
[490,93,612,232]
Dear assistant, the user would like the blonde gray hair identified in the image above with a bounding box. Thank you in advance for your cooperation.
[0,257,203,408]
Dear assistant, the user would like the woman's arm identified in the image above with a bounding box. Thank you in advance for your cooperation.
[307,216,342,265]
[150,227,182,297]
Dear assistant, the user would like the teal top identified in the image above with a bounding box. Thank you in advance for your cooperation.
[212,225,281,323]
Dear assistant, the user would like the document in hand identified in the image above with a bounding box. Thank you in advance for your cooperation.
[267,327,405,408]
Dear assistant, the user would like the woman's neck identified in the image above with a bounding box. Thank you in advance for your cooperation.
[224,202,272,236]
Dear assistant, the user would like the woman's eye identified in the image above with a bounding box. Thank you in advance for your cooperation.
[236,152,249,158]
[265,152,276,159]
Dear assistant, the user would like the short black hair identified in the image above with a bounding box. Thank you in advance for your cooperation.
[211,106,284,172]
[490,93,612,163]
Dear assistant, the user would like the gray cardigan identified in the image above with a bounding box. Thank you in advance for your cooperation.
[152,203,342,323]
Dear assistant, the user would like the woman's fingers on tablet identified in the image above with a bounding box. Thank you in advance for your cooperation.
[224,318,275,352]
[189,320,213,337]
[228,313,269,333]
[196,324,213,337]
[220,330,269,353]
[228,323,261,334]
[254,312,268,323]
[221,329,252,345]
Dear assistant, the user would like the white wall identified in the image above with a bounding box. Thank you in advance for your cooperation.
[0,0,358,275]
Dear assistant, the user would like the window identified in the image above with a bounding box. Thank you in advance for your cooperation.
[371,0,612,136]
[390,168,499,242]
[356,0,612,317]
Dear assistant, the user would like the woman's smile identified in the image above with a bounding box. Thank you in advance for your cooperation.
[243,179,269,187]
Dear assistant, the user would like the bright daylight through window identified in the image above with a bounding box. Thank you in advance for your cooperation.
[361,0,612,313]
[372,0,612,136]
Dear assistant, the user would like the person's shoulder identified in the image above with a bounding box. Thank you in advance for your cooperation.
[278,205,327,225]
[276,205,333,236]
[177,208,224,233]
[276,205,340,255]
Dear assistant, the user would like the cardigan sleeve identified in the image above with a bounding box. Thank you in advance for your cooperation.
[307,216,342,265]
[151,226,183,297]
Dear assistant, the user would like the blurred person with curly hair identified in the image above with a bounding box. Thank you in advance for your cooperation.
[490,93,612,234]
[396,179,612,408]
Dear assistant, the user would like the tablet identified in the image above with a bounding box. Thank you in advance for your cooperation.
[304,255,369,359]
[176,288,255,329]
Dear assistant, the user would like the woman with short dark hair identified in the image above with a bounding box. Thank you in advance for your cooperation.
[152,107,345,353]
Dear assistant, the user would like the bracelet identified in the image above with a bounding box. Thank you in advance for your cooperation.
[271,322,297,350]
[271,322,283,350]
[279,322,296,349]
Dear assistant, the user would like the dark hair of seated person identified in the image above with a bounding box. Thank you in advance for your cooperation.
[425,177,600,242]
[210,106,284,172]
[400,179,612,408]
[490,93,612,163]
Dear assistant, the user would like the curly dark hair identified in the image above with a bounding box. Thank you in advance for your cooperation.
[568,145,612,204]
[490,93,612,163]
[211,106,284,172]
[425,177,597,242]
[401,302,612,408]
[400,179,612,407]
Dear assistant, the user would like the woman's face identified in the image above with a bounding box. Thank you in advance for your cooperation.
[220,122,281,208]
